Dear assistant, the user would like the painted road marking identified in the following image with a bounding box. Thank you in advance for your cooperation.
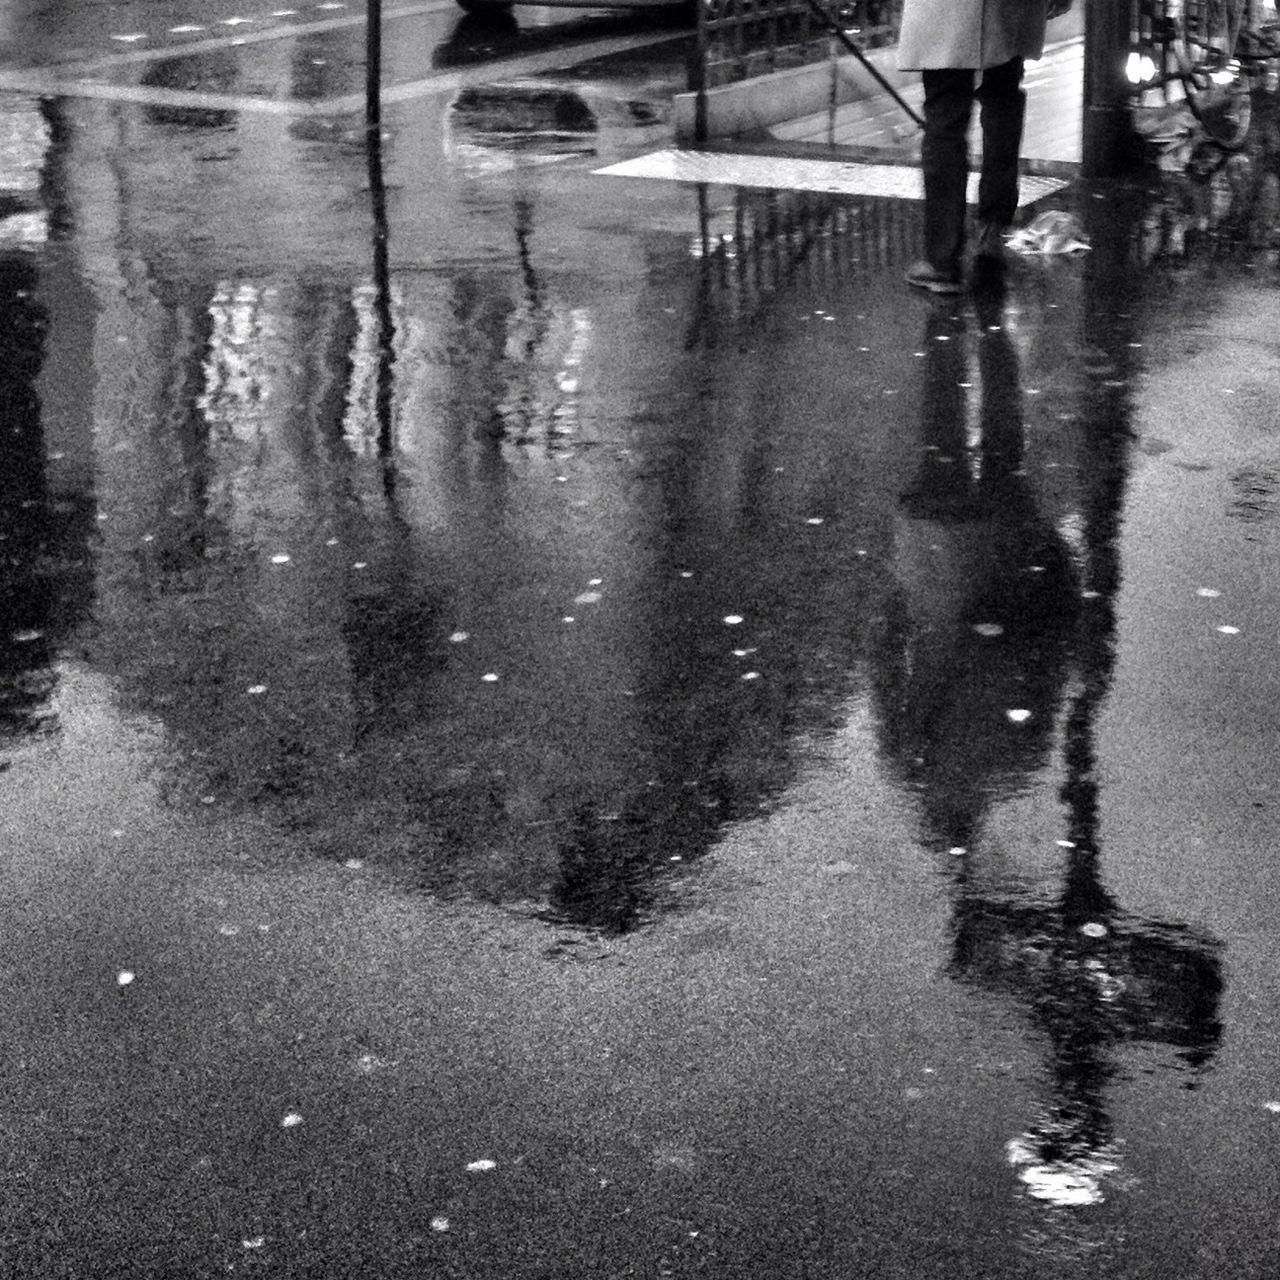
[28,2,452,76]
[596,150,1071,206]
[0,28,689,117]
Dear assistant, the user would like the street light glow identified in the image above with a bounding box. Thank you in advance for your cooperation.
[1126,50,1158,85]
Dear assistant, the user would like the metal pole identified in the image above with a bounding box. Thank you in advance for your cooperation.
[365,0,395,478]
[366,0,382,134]
[1082,0,1141,176]
[800,0,925,130]
[692,0,708,144]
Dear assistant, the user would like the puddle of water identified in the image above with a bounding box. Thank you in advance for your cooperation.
[7,71,1280,1280]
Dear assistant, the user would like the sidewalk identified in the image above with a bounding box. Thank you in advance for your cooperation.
[765,37,1085,170]
[601,38,1083,219]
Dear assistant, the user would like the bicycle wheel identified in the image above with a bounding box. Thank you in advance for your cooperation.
[1172,0,1254,149]
[1176,0,1253,150]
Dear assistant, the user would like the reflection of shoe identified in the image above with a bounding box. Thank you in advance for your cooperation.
[904,260,963,294]
[971,255,1009,298]
[974,222,1009,265]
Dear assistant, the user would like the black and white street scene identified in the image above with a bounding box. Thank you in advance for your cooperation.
[2,0,1280,1276]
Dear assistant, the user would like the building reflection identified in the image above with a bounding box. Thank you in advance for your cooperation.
[0,97,94,750]
[37,111,1243,989]
[0,249,57,741]
[874,264,1221,1211]
[66,181,925,931]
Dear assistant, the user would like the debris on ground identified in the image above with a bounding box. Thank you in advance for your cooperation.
[1008,211,1091,255]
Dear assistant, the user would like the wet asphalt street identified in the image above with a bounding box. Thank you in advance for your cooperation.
[3,3,1280,1277]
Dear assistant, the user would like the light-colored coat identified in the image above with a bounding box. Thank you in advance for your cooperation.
[896,0,1050,71]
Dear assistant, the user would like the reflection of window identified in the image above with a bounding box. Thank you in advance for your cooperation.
[343,280,403,457]
[199,283,279,441]
[0,99,50,247]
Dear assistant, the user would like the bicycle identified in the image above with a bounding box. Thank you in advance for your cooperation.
[1134,0,1280,151]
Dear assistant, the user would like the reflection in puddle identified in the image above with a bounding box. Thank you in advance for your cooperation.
[5,125,1266,948]
[878,268,1223,1220]
[4,58,1280,1277]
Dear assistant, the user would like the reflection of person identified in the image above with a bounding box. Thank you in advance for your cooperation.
[899,0,1073,293]
[875,297,1079,851]
[876,299,1223,1212]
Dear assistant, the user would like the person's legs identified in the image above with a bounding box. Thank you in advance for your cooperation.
[919,67,975,279]
[975,57,1026,236]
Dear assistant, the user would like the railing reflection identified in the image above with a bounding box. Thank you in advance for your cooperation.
[689,183,921,340]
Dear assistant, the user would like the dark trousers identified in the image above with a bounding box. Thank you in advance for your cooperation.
[920,59,1026,274]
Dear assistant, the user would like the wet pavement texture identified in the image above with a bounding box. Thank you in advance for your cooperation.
[3,7,1280,1278]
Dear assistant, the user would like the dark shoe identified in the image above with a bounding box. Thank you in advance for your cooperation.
[973,222,1009,265]
[904,260,963,295]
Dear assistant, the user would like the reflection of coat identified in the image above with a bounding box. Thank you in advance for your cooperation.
[897,0,1050,70]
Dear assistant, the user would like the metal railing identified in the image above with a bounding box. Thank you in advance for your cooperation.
[695,0,902,91]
